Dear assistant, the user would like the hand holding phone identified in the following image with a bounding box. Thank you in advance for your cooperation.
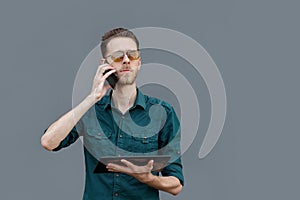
[103,69,118,89]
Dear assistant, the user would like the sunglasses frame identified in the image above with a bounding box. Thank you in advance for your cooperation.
[105,49,140,64]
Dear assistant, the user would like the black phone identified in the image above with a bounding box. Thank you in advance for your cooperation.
[103,69,118,89]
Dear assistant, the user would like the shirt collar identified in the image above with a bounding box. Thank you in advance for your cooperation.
[98,88,146,110]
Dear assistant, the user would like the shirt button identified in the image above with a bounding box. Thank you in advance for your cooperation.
[115,192,119,196]
[119,134,123,138]
[116,173,120,177]
[121,115,125,119]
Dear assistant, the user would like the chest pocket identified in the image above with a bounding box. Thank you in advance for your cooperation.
[130,132,159,154]
[84,128,115,158]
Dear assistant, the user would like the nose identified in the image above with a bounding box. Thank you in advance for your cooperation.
[122,53,130,64]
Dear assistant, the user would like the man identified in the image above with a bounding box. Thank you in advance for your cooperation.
[41,27,184,200]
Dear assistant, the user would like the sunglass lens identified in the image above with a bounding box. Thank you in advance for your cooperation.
[127,50,140,60]
[110,50,139,62]
[111,51,124,62]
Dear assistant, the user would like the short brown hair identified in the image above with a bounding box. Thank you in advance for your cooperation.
[100,27,139,57]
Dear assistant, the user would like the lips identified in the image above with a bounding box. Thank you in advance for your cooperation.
[120,69,131,72]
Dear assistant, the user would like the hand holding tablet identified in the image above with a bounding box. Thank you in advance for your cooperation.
[93,155,171,173]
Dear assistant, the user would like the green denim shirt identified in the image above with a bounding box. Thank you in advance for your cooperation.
[51,88,184,200]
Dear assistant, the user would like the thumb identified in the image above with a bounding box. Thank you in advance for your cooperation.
[147,160,154,169]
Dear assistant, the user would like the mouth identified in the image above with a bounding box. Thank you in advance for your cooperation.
[120,69,131,73]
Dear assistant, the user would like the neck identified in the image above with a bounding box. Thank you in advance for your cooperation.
[111,84,137,114]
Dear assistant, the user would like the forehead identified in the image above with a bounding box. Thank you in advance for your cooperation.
[106,37,137,55]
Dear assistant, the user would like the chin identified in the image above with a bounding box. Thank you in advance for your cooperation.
[118,76,137,85]
[118,79,135,85]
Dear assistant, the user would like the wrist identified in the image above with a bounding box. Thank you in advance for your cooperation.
[87,93,101,104]
[139,173,156,184]
[84,94,99,107]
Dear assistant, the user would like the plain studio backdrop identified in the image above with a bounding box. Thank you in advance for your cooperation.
[0,0,299,199]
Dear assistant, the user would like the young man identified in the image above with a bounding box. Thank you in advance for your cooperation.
[41,28,184,200]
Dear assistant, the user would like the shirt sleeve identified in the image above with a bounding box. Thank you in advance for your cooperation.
[161,157,184,186]
[43,125,80,152]
[159,105,184,186]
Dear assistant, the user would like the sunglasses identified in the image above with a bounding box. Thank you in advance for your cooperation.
[105,50,140,63]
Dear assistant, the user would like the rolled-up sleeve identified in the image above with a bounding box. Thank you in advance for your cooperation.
[159,105,184,186]
[43,126,79,152]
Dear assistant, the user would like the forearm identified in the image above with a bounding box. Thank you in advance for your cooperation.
[106,159,183,195]
[141,174,182,195]
[41,94,96,151]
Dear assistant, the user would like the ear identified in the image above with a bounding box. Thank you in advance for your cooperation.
[137,57,142,70]
[100,58,106,65]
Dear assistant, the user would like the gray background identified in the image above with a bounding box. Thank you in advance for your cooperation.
[1,0,299,199]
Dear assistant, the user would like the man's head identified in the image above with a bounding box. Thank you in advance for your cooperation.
[100,28,141,86]
[100,27,139,58]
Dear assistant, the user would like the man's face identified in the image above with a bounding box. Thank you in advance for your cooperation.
[105,37,141,86]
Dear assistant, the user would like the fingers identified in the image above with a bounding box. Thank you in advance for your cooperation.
[106,163,128,173]
[94,64,116,85]
[120,159,135,168]
[102,68,116,80]
[106,159,154,175]
[90,64,116,100]
[96,64,115,77]
[103,84,112,91]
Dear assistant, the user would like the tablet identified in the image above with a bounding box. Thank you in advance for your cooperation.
[93,155,171,173]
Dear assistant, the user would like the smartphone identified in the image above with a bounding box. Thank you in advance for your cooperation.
[103,69,118,89]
